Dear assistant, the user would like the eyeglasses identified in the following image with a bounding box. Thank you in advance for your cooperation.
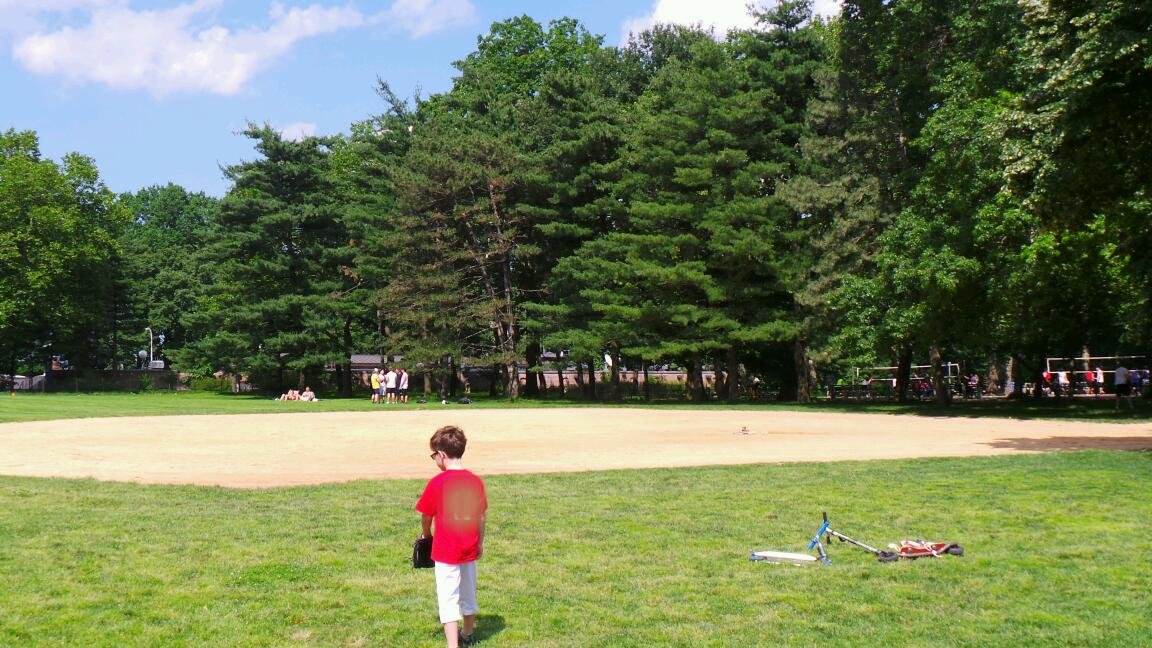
[430,452,440,460]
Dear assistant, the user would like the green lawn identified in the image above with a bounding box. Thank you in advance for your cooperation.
[1,391,1148,424]
[1,452,1149,646]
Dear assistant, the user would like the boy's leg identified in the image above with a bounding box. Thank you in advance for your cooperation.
[435,562,464,648]
[459,561,479,639]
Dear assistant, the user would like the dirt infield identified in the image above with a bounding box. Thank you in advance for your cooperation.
[1,408,1149,488]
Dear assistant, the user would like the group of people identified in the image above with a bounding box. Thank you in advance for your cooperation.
[1036,365,1143,409]
[278,386,317,401]
[1042,368,1106,397]
[369,367,409,404]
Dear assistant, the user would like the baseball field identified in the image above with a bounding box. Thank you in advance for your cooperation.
[1,395,1150,646]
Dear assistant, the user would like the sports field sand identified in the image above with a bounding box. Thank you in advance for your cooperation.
[1,408,1149,488]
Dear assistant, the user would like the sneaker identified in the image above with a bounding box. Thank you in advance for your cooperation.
[459,632,477,647]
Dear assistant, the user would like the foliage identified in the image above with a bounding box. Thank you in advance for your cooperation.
[1002,0,1152,347]
[182,125,366,395]
[116,184,217,370]
[0,130,127,376]
[4,3,1150,402]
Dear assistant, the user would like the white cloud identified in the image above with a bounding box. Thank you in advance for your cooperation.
[379,0,476,39]
[278,121,318,141]
[11,1,365,96]
[0,0,122,35]
[622,0,843,41]
[811,0,843,19]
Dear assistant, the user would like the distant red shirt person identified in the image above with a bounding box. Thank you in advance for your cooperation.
[416,426,487,648]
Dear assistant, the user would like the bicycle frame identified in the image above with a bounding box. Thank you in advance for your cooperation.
[808,512,891,564]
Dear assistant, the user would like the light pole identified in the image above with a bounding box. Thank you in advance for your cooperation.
[145,327,154,366]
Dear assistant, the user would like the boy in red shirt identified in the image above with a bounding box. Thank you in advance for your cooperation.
[416,426,487,648]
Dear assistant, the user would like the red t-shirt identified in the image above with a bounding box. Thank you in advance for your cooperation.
[416,469,487,564]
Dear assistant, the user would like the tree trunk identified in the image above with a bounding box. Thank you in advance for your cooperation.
[727,346,740,404]
[1034,359,1047,400]
[586,359,597,400]
[985,353,1002,395]
[333,363,346,397]
[524,339,541,398]
[339,318,354,397]
[506,358,520,400]
[930,345,951,406]
[687,353,705,402]
[438,355,451,401]
[895,345,912,403]
[793,340,813,403]
[573,361,585,399]
[642,363,651,401]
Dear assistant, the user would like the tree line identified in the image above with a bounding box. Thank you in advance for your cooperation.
[2,0,1148,402]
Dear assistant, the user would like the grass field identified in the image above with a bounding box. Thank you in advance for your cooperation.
[2,451,1149,646]
[1,391,1147,424]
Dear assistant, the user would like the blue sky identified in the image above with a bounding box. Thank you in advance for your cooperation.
[0,0,839,197]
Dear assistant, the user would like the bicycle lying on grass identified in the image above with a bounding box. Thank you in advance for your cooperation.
[751,512,964,565]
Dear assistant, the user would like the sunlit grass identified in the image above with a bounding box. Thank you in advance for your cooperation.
[2,452,1149,646]
[1,390,1147,424]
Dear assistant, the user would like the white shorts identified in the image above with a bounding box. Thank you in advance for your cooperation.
[434,561,478,624]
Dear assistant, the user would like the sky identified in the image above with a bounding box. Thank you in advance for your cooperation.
[0,0,841,198]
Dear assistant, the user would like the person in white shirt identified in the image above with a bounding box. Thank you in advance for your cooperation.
[1114,365,1133,410]
[398,368,410,403]
[385,368,399,404]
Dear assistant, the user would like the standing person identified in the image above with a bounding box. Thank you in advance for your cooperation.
[416,426,487,648]
[398,367,410,403]
[1115,364,1134,410]
[1095,366,1105,396]
[384,367,398,404]
[370,369,381,404]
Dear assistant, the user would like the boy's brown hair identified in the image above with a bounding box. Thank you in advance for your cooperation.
[430,425,467,458]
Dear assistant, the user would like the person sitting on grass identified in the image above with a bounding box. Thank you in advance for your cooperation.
[280,389,300,401]
[299,387,317,402]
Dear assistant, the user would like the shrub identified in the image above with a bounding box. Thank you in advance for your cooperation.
[187,376,234,393]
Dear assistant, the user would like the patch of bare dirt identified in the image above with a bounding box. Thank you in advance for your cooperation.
[0,409,1148,488]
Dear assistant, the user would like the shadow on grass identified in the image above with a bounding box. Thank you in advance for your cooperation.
[425,614,506,645]
[985,436,1152,451]
[474,614,506,644]
[809,397,1151,421]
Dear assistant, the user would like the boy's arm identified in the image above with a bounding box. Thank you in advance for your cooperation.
[477,512,486,558]
[421,514,433,539]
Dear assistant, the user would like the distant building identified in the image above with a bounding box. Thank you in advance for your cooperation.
[350,354,383,371]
